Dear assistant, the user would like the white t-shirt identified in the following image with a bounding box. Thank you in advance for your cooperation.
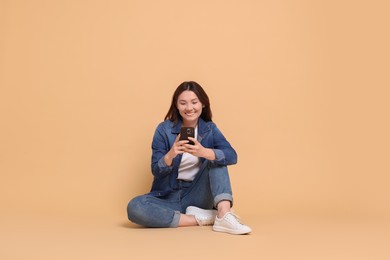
[177,126,200,181]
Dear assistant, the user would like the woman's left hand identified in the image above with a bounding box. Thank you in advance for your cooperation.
[184,137,216,160]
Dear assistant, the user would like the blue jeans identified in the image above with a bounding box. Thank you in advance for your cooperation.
[127,163,233,228]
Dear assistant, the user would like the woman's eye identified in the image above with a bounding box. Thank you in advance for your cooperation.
[192,102,198,105]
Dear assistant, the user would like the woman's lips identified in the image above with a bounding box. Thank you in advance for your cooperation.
[185,112,195,116]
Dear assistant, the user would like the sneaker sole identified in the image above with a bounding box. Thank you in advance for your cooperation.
[213,225,251,235]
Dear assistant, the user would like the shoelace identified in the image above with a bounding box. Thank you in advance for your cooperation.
[220,211,245,226]
[229,212,244,225]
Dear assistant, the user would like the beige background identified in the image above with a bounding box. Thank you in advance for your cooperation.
[1,0,389,259]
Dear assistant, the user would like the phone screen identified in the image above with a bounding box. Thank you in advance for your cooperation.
[179,127,195,145]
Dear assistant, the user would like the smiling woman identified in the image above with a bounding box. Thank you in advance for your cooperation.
[164,81,212,127]
[176,91,203,127]
[126,81,252,235]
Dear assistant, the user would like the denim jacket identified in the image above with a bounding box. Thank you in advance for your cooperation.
[149,118,237,196]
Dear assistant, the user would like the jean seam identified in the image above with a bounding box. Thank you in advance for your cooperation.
[169,210,181,227]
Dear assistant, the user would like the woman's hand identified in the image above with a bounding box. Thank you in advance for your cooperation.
[184,137,216,161]
[164,134,189,166]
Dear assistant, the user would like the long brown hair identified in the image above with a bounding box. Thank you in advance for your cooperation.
[164,81,212,124]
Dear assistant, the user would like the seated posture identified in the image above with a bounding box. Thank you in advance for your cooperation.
[127,81,251,235]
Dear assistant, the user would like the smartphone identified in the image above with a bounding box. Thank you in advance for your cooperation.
[179,127,195,145]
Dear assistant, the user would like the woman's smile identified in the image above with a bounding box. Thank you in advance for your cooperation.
[185,111,196,116]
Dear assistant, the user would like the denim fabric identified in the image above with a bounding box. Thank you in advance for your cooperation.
[127,162,233,227]
[149,118,237,195]
[127,118,237,227]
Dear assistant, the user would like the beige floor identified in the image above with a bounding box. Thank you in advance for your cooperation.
[1,212,389,260]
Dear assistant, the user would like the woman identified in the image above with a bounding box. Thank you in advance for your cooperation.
[127,81,251,235]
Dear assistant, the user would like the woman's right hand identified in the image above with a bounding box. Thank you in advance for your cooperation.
[164,134,188,166]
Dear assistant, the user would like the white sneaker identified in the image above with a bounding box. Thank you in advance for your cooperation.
[213,212,252,235]
[186,206,217,226]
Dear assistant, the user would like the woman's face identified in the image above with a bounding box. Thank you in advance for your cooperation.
[176,90,203,127]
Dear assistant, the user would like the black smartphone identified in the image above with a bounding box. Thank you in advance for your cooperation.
[179,127,195,145]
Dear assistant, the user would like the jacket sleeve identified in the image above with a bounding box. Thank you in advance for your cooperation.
[209,124,238,166]
[151,124,175,178]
